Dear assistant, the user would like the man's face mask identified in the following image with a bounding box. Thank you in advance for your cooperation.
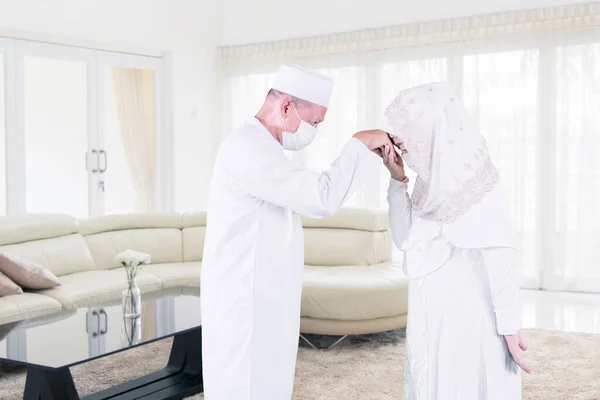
[281,103,317,151]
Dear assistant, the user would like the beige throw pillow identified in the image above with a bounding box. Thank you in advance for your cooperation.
[0,253,61,290]
[0,270,23,296]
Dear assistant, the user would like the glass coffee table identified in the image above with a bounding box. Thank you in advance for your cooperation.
[0,290,203,400]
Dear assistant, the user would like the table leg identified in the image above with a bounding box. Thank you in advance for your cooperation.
[81,327,203,400]
[167,326,203,377]
[24,366,80,400]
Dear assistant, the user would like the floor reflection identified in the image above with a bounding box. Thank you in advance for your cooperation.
[520,289,600,334]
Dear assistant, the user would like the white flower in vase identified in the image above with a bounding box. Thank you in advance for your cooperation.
[116,249,151,285]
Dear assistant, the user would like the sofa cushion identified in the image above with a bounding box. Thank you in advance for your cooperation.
[182,228,206,262]
[0,234,96,277]
[84,229,183,270]
[37,270,162,309]
[303,229,392,266]
[301,264,409,321]
[0,293,63,325]
[141,262,201,289]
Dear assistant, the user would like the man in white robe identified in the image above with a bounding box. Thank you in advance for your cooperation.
[201,64,396,399]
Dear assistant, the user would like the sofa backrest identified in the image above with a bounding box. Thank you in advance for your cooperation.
[181,212,207,262]
[0,214,96,276]
[301,208,392,266]
[79,213,187,269]
[0,209,390,272]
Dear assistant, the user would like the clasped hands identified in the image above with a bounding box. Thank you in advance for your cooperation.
[353,129,409,184]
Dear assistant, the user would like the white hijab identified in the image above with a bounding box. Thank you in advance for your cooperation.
[383,82,516,278]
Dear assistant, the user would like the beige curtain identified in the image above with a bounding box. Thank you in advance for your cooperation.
[112,68,156,213]
[141,298,157,340]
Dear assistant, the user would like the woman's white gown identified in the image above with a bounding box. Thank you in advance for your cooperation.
[388,178,522,400]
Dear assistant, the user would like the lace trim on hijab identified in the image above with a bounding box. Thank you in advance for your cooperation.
[384,94,433,181]
[412,157,500,224]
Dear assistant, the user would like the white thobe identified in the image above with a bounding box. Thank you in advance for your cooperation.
[201,117,380,400]
[387,178,522,399]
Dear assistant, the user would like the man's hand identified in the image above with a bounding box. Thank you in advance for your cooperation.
[353,129,397,159]
[383,144,408,183]
[504,331,532,374]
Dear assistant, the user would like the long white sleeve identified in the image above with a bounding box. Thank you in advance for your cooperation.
[223,134,381,218]
[387,178,412,248]
[481,247,521,335]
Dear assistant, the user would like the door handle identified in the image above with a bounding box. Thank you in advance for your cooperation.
[99,150,107,173]
[91,310,100,338]
[86,150,99,173]
[99,309,108,335]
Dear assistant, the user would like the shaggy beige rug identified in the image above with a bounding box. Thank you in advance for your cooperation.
[0,329,599,399]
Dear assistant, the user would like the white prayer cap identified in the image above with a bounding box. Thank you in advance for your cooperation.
[271,64,333,108]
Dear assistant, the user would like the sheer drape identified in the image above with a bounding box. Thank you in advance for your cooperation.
[112,68,156,213]
[552,41,600,292]
[219,3,600,293]
[462,50,540,287]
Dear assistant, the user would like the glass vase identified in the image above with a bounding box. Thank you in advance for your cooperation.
[122,280,141,319]
[123,315,142,346]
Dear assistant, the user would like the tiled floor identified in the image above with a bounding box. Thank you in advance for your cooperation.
[520,289,600,334]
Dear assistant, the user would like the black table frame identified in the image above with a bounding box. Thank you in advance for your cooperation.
[21,326,203,400]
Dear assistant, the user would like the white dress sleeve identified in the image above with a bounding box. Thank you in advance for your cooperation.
[481,247,521,335]
[387,178,412,249]
[225,136,381,218]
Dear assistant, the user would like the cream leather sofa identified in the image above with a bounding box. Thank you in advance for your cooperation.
[0,209,409,335]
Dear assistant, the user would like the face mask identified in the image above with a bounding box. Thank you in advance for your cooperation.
[401,152,417,170]
[281,104,318,151]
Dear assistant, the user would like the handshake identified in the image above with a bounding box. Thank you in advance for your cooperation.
[353,129,410,184]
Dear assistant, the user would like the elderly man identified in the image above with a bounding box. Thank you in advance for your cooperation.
[201,64,397,399]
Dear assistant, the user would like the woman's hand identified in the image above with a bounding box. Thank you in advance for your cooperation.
[504,331,532,374]
[390,135,407,154]
[382,144,408,183]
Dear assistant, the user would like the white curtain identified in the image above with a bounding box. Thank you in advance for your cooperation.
[0,54,5,216]
[219,3,600,293]
[112,67,156,213]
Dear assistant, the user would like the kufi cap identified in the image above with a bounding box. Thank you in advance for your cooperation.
[271,64,333,108]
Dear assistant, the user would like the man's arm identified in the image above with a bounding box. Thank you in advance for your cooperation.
[224,135,381,218]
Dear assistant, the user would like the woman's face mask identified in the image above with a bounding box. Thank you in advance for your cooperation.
[281,103,318,151]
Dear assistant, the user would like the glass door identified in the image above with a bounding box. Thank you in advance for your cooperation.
[0,45,6,216]
[97,51,164,215]
[6,40,167,218]
[0,37,13,217]
[15,41,97,218]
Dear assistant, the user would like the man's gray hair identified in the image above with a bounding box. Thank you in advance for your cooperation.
[266,89,312,107]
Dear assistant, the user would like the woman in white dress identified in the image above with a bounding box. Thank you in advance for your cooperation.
[380,82,531,399]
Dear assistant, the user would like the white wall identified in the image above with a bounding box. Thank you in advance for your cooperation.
[219,0,589,45]
[0,0,219,211]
